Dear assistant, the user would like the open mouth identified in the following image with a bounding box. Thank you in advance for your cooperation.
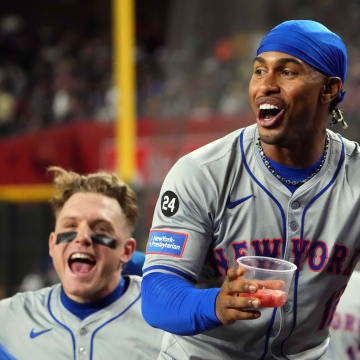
[259,104,282,119]
[257,103,285,127]
[68,253,96,275]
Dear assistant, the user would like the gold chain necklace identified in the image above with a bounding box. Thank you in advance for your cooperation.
[256,135,329,186]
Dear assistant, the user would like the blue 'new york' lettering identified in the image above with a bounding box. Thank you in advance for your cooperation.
[308,241,328,272]
[214,248,229,277]
[251,239,282,257]
[326,244,348,274]
[212,238,357,276]
[232,241,248,260]
[291,239,311,268]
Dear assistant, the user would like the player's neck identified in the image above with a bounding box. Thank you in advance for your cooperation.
[260,133,327,168]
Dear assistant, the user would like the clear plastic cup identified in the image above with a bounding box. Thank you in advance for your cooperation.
[236,256,297,308]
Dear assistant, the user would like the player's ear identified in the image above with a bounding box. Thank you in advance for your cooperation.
[321,76,342,105]
[120,238,136,263]
[49,232,56,258]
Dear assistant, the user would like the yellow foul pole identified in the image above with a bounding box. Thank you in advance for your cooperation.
[113,0,136,182]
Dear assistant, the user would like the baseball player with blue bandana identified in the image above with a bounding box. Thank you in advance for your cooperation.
[0,167,163,360]
[141,20,360,359]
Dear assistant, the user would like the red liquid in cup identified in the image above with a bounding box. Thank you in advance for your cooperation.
[241,289,287,307]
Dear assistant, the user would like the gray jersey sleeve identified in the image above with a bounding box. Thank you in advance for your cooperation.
[146,157,214,280]
[144,129,242,282]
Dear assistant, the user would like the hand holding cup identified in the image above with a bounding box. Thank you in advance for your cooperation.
[236,256,297,308]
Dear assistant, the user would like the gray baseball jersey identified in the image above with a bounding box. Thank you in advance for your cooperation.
[143,124,360,360]
[0,275,163,360]
[327,270,360,360]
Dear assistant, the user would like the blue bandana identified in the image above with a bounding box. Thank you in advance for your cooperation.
[257,20,347,104]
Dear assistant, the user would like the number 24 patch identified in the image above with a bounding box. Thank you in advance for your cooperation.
[161,191,179,217]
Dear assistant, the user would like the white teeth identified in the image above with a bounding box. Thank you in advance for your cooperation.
[71,253,92,261]
[259,104,279,110]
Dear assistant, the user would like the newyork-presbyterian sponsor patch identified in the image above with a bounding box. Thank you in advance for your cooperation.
[146,230,187,257]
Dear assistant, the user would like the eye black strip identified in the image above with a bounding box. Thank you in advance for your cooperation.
[91,234,117,249]
[56,231,77,244]
[56,232,117,249]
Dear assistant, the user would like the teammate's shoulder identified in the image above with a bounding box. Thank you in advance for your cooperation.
[0,284,57,308]
[127,274,142,282]
[126,274,142,288]
[120,275,142,302]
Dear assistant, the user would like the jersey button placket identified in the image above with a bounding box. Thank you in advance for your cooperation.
[290,220,298,231]
[78,327,88,356]
[79,346,87,355]
[290,201,300,210]
[288,200,301,233]
[287,201,301,260]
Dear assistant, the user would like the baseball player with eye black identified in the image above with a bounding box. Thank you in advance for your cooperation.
[141,20,360,360]
[0,166,163,360]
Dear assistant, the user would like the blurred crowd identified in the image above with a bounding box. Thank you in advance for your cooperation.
[0,13,248,138]
[0,15,115,136]
[1,2,360,140]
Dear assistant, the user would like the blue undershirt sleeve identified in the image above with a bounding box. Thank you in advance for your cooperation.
[141,272,222,335]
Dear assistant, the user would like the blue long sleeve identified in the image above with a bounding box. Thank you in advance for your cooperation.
[141,272,222,335]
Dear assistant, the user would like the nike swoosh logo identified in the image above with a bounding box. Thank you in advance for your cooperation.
[30,328,52,339]
[226,194,254,209]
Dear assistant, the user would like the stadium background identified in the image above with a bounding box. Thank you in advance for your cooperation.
[0,0,359,297]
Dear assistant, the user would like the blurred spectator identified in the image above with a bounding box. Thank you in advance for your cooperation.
[0,84,15,135]
[18,273,44,292]
[17,256,59,292]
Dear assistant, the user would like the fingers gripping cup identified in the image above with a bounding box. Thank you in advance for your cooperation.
[236,256,297,308]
